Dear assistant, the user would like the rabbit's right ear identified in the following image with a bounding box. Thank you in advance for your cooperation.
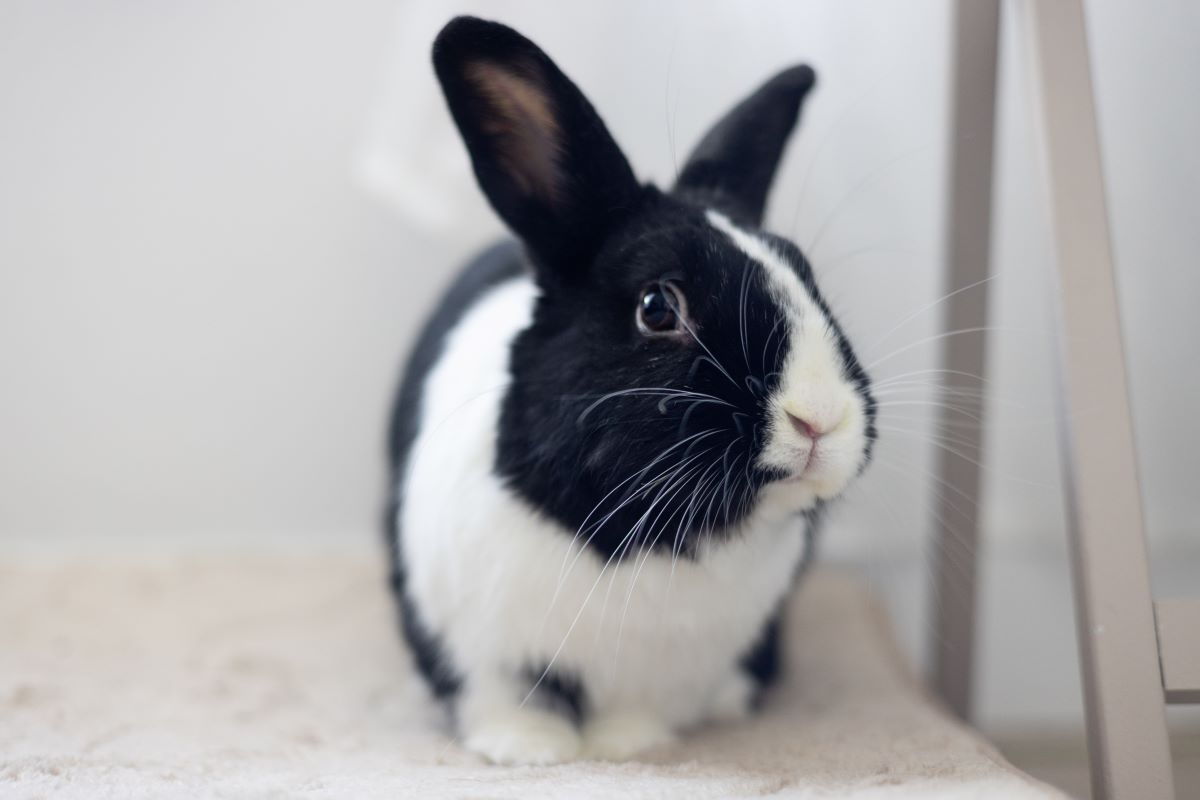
[433,17,641,276]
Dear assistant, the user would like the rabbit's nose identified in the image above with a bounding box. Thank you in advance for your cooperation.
[786,412,823,441]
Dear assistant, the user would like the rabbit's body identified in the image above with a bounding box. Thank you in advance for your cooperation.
[391,241,811,758]
[385,17,876,764]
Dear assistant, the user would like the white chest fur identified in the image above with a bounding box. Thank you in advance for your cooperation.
[398,276,808,730]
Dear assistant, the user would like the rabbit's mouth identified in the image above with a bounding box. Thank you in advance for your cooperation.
[778,445,818,482]
[766,422,867,505]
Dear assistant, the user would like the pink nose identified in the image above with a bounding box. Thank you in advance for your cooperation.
[786,412,823,441]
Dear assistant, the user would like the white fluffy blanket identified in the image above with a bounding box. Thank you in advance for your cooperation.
[0,551,1063,799]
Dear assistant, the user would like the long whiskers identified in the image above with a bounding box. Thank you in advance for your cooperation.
[664,286,742,392]
[526,439,724,707]
[575,387,734,426]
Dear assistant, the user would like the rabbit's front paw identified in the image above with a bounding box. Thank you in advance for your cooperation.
[581,709,675,761]
[463,707,581,765]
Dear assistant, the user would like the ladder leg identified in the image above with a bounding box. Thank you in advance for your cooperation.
[931,0,1000,722]
[1024,1,1175,797]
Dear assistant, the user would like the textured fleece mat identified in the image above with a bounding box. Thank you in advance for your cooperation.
[0,550,1064,799]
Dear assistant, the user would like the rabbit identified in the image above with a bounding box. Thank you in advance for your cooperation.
[385,16,877,765]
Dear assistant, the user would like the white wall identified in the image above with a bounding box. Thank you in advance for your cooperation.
[0,1,410,542]
[1,1,1196,730]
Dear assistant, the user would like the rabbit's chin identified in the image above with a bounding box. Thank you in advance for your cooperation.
[753,480,822,518]
[756,462,858,516]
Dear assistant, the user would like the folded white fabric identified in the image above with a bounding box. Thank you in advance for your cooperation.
[0,552,1063,799]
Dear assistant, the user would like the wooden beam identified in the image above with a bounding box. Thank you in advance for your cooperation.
[1024,1,1175,797]
[930,0,1000,723]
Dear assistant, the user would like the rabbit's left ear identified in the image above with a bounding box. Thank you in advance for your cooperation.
[434,17,641,275]
[674,66,816,227]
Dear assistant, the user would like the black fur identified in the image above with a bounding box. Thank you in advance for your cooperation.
[491,202,876,561]
[385,238,525,699]
[496,195,802,560]
[740,609,783,695]
[524,665,587,724]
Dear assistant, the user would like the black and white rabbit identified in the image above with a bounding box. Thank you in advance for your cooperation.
[386,16,876,765]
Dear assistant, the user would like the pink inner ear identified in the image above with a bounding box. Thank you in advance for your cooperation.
[464,60,563,203]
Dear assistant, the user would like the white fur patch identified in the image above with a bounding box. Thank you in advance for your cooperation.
[462,704,582,765]
[707,210,869,502]
[581,709,676,761]
[398,272,810,763]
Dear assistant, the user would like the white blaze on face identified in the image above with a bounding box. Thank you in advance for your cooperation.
[706,210,868,506]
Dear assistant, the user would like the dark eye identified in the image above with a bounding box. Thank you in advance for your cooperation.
[637,282,687,336]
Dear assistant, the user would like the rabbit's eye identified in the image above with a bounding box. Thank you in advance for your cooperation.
[637,281,687,336]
